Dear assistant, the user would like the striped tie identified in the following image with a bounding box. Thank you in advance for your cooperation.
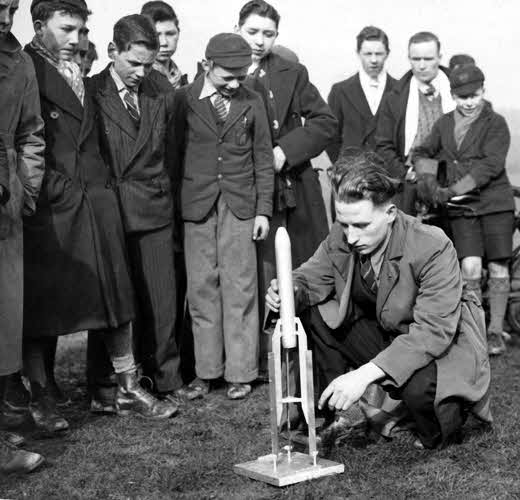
[360,255,378,294]
[124,89,140,126]
[213,92,229,122]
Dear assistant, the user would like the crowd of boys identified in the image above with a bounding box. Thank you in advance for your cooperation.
[0,0,513,475]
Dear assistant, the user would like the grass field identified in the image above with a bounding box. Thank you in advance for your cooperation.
[1,332,520,499]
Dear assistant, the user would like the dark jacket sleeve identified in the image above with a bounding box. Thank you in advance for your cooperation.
[326,83,343,164]
[412,119,443,161]
[373,231,462,387]
[15,54,45,215]
[252,94,275,218]
[375,93,407,179]
[276,65,337,168]
[448,114,511,194]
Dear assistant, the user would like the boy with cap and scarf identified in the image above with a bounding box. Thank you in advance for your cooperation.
[173,33,274,401]
[414,64,514,356]
[16,0,178,434]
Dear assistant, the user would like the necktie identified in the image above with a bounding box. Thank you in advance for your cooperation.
[124,89,140,126]
[422,83,436,97]
[213,93,229,122]
[360,255,378,294]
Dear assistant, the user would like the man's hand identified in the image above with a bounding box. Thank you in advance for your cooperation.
[318,363,386,412]
[265,278,299,313]
[252,215,269,241]
[273,146,287,173]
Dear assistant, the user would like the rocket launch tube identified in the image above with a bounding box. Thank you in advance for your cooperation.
[274,227,297,349]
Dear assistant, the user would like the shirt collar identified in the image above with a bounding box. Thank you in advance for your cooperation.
[109,64,140,93]
[199,73,219,100]
[359,69,387,88]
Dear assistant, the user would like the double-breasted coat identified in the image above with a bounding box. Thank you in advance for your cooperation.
[292,211,492,435]
[413,101,514,215]
[326,72,396,163]
[23,45,134,338]
[0,34,45,375]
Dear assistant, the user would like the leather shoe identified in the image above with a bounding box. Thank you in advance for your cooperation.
[226,383,252,400]
[487,330,507,356]
[0,403,26,429]
[176,378,210,400]
[29,384,69,434]
[0,438,44,474]
[2,431,25,447]
[115,371,178,419]
[4,373,30,413]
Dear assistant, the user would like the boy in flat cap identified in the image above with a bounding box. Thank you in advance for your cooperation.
[87,14,182,410]
[174,33,274,400]
[414,64,514,356]
[19,0,177,433]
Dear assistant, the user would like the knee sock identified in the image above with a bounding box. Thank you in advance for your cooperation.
[43,338,58,384]
[23,338,50,388]
[487,277,510,334]
[464,278,482,303]
[101,323,136,374]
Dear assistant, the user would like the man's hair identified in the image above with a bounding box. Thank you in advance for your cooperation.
[330,149,398,206]
[408,31,441,52]
[238,0,280,29]
[140,1,179,30]
[31,1,90,23]
[356,26,389,53]
[113,14,159,53]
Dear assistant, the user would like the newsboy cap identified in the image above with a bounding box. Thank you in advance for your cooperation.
[450,64,485,97]
[205,33,252,69]
[30,0,89,12]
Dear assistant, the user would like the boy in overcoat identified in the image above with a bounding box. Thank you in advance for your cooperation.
[413,64,514,356]
[174,33,274,400]
[266,153,491,449]
[87,14,182,408]
[236,0,337,373]
[22,0,177,432]
[0,0,45,474]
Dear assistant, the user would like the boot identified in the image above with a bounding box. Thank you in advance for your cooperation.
[0,403,26,430]
[1,431,25,447]
[29,383,69,434]
[4,373,30,413]
[0,436,44,474]
[115,371,178,419]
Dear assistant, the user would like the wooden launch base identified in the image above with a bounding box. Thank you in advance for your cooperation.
[234,452,344,487]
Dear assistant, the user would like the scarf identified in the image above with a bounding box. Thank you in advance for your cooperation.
[453,103,484,149]
[30,35,85,105]
[153,59,183,89]
[404,70,455,156]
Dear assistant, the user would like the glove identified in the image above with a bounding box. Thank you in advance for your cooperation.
[432,186,454,207]
[416,173,439,206]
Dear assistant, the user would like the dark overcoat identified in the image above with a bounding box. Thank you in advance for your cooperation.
[23,45,134,338]
[0,35,45,374]
[413,101,514,215]
[293,211,492,436]
[89,66,175,233]
[248,53,337,286]
[326,72,396,163]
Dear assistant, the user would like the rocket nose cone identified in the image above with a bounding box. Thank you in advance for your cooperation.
[275,226,290,246]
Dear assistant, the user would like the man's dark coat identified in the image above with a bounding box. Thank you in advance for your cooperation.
[326,72,396,162]
[88,65,175,233]
[23,45,134,338]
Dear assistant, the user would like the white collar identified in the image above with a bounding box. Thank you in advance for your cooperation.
[359,69,387,88]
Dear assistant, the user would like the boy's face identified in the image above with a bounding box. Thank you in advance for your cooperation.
[358,39,388,79]
[452,87,485,116]
[155,19,179,63]
[35,10,85,61]
[0,0,18,39]
[206,62,248,98]
[111,42,157,90]
[237,13,278,63]
[408,40,441,84]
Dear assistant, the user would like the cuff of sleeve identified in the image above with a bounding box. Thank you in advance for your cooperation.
[450,174,477,195]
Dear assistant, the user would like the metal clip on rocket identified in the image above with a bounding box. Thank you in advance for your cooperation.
[234,228,344,487]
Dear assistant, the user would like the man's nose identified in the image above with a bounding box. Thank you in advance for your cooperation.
[346,229,359,246]
[159,34,167,46]
[135,66,145,78]
[0,11,10,25]
[418,59,426,70]
[69,30,79,46]
[253,33,264,46]
[370,54,378,63]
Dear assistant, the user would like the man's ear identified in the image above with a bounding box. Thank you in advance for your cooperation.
[386,203,397,222]
[33,19,44,35]
[201,59,211,72]
[234,24,240,34]
[107,41,117,61]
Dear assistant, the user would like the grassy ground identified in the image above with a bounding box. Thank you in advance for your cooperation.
[1,332,520,500]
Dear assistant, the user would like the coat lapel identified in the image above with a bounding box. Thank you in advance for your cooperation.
[94,66,138,141]
[346,74,373,119]
[186,75,218,134]
[221,90,251,137]
[457,103,492,155]
[26,46,84,123]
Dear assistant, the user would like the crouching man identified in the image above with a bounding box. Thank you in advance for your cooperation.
[266,150,491,449]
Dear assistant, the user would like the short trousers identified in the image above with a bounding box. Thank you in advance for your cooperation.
[449,211,514,260]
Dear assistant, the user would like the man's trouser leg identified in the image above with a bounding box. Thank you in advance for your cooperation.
[126,225,182,393]
[305,306,465,448]
[184,207,224,380]
[217,197,259,384]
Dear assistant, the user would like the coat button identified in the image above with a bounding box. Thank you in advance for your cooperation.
[217,174,223,180]
[218,156,223,162]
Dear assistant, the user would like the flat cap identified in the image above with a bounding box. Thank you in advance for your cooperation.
[205,33,252,69]
[450,64,485,97]
[31,0,88,12]
[448,53,475,71]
